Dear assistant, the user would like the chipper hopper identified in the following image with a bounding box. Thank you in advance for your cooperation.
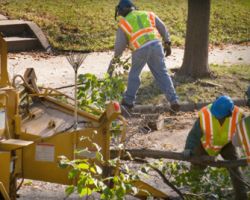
[0,36,169,200]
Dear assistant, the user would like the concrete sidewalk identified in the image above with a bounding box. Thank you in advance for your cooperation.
[8,45,250,90]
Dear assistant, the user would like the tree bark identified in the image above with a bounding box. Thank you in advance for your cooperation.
[178,0,211,78]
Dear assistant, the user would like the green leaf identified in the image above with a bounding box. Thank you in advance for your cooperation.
[78,163,89,170]
[123,164,129,174]
[108,159,117,167]
[65,185,75,196]
[96,151,103,162]
[90,167,96,174]
[69,169,79,179]
[79,187,92,197]
[101,187,113,199]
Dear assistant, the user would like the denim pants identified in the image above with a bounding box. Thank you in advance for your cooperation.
[123,41,178,105]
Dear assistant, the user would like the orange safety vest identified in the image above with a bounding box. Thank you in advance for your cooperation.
[199,104,243,156]
[118,10,160,50]
[236,116,250,163]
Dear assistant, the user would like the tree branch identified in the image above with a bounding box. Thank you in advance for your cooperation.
[133,158,184,200]
[111,149,248,168]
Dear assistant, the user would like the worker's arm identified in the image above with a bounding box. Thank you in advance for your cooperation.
[155,16,171,56]
[155,16,171,44]
[184,119,203,154]
[114,27,128,58]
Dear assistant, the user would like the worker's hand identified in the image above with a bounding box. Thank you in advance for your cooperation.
[163,41,171,57]
[183,149,192,159]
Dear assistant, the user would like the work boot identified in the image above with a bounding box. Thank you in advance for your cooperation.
[170,101,180,112]
[120,99,133,118]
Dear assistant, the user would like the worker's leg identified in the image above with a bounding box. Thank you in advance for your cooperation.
[122,47,148,106]
[220,142,248,200]
[146,42,178,104]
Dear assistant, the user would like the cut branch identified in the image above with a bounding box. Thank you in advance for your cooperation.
[134,158,185,200]
[111,149,248,168]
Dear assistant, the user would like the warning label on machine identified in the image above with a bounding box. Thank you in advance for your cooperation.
[35,143,55,162]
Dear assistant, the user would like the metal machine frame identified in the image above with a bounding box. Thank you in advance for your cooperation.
[0,36,169,200]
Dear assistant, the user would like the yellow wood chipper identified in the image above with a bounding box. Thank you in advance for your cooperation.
[0,36,169,200]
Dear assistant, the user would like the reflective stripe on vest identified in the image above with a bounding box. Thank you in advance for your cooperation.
[119,18,133,35]
[148,12,156,27]
[199,105,242,156]
[237,116,250,163]
[118,11,159,50]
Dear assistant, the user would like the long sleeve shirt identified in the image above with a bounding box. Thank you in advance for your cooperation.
[114,14,171,58]
[184,114,246,154]
[184,119,203,153]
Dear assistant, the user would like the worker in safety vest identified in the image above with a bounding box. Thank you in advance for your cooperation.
[183,95,248,200]
[232,116,250,163]
[108,0,179,115]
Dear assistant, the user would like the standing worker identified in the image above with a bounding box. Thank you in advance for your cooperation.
[108,0,179,114]
[183,95,248,200]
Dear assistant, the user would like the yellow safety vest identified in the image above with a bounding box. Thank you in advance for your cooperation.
[236,116,250,163]
[118,10,160,50]
[199,104,243,156]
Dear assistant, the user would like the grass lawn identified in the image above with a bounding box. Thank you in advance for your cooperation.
[0,0,249,51]
[136,64,250,104]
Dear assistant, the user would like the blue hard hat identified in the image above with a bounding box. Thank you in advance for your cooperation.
[118,0,135,9]
[211,95,234,119]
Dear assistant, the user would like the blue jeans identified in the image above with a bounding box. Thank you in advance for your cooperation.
[123,41,178,105]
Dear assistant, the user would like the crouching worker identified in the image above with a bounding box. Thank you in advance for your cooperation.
[232,116,250,163]
[183,95,248,200]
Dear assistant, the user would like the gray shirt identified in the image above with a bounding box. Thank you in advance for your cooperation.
[114,13,171,57]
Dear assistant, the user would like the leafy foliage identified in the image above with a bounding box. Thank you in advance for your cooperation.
[107,57,131,77]
[149,160,232,200]
[59,135,140,200]
[77,73,125,112]
[58,71,141,199]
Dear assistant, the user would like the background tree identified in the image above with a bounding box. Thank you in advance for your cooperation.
[178,0,211,78]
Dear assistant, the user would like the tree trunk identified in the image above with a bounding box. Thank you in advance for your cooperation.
[178,0,211,78]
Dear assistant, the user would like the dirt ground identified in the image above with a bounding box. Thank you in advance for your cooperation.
[8,45,250,199]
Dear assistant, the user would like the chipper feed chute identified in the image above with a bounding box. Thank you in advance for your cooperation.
[0,35,169,200]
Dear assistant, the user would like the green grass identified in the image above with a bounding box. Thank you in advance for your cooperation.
[136,64,250,104]
[0,0,249,51]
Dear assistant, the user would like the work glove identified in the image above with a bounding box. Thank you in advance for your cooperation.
[182,149,192,159]
[163,41,171,57]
